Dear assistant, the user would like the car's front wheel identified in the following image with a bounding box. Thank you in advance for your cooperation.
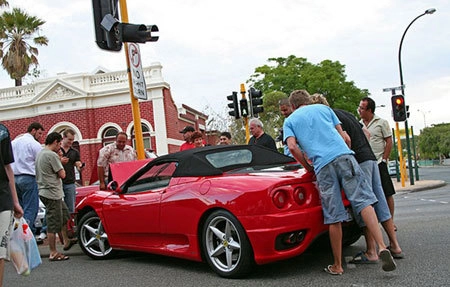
[77,211,115,259]
[201,210,254,278]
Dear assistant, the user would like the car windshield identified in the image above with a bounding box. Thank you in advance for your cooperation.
[205,149,252,168]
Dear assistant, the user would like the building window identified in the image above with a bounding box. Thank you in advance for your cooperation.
[102,127,119,146]
[131,124,151,149]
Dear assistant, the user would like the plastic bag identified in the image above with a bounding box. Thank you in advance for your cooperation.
[10,217,42,276]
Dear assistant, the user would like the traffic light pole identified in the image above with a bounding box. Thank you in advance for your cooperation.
[119,0,145,160]
[240,84,250,143]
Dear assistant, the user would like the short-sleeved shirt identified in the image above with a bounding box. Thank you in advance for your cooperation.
[248,133,277,151]
[0,124,14,212]
[360,114,392,163]
[180,142,195,151]
[36,149,64,200]
[11,133,42,176]
[97,143,137,178]
[283,104,353,173]
[60,146,81,184]
[333,109,376,163]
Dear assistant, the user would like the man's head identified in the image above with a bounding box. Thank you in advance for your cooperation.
[27,122,44,141]
[180,126,195,142]
[45,132,63,152]
[310,93,330,107]
[219,132,232,145]
[249,118,264,138]
[289,90,312,110]
[62,128,76,148]
[358,97,376,120]
[115,132,128,150]
[279,98,293,118]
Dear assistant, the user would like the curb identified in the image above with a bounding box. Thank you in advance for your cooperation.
[393,180,447,193]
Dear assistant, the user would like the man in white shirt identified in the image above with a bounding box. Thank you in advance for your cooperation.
[11,122,44,234]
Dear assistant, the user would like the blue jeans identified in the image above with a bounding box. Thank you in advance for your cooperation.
[15,175,39,234]
[63,183,76,214]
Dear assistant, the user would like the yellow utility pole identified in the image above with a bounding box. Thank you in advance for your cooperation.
[240,84,250,143]
[395,122,406,187]
[119,0,145,159]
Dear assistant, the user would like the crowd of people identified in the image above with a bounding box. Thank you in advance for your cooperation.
[1,90,401,283]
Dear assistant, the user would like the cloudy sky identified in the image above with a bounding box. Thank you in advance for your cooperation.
[1,0,449,133]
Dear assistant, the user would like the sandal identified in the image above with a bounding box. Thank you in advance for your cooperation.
[324,265,343,275]
[49,253,70,261]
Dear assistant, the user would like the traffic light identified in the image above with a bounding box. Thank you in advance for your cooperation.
[92,0,121,51]
[391,95,407,122]
[240,99,249,118]
[227,92,240,119]
[249,87,263,117]
[92,0,159,51]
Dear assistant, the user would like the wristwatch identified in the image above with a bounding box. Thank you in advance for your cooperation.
[381,159,387,163]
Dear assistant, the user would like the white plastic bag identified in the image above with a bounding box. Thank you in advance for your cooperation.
[10,217,42,275]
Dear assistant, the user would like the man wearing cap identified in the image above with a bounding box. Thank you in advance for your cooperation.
[179,126,196,151]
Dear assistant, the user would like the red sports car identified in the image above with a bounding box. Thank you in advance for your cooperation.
[75,145,360,278]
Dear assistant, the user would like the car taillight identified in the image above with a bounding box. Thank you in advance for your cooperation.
[272,190,288,209]
[293,186,306,205]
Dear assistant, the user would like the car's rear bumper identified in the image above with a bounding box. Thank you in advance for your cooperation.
[239,206,328,265]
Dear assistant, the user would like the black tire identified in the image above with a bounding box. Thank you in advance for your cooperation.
[201,210,255,278]
[342,222,362,247]
[77,211,116,259]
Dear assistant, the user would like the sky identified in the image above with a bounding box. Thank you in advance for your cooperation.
[1,0,449,133]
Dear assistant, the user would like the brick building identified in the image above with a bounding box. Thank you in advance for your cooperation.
[0,63,215,185]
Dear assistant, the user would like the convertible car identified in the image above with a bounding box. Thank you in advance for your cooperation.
[75,145,360,278]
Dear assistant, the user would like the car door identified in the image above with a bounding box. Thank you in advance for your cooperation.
[101,162,176,248]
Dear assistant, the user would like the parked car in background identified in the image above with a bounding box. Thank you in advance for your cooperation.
[75,145,361,278]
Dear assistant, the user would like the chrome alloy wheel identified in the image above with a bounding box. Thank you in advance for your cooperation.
[78,211,113,259]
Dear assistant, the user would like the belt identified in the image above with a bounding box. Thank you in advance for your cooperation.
[15,174,35,177]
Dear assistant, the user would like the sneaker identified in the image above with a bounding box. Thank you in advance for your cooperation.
[39,232,47,240]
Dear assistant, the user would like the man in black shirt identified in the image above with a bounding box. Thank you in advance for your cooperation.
[248,118,277,151]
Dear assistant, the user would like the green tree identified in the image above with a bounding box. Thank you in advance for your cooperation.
[243,55,370,139]
[417,123,450,161]
[0,7,48,86]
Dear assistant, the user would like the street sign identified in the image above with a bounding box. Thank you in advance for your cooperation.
[128,43,147,100]
[382,85,405,92]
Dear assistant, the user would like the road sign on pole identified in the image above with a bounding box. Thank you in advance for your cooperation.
[128,43,147,100]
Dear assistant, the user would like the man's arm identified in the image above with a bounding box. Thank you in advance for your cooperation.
[57,169,66,179]
[335,124,351,148]
[383,136,393,161]
[5,164,23,218]
[287,137,313,172]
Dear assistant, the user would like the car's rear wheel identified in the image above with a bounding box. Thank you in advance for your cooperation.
[201,210,254,278]
[77,211,115,259]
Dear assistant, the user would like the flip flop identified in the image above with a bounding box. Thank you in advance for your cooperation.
[379,249,396,272]
[323,265,343,275]
[49,253,70,261]
[349,251,379,264]
[387,246,405,259]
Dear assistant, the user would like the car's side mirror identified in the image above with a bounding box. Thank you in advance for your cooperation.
[107,181,118,191]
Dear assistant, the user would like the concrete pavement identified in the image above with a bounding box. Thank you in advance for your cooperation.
[392,178,446,193]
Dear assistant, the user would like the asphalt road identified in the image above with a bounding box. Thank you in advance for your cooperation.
[4,166,449,287]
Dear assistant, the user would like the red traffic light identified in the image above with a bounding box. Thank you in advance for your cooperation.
[391,95,406,122]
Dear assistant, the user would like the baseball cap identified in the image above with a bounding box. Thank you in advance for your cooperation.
[179,126,195,133]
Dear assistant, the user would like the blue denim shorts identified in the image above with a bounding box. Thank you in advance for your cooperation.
[356,160,392,226]
[316,154,377,224]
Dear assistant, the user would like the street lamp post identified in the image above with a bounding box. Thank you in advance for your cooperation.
[417,109,431,128]
[398,8,436,185]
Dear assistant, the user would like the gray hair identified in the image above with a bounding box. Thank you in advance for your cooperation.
[249,118,263,128]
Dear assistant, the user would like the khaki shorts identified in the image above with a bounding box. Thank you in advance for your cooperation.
[39,196,70,233]
[0,210,13,260]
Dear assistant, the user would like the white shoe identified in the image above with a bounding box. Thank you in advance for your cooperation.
[38,233,47,240]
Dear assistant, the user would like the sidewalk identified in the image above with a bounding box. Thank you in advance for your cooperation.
[392,178,446,193]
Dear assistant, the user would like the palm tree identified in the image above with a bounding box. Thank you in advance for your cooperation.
[0,1,9,7]
[0,7,48,86]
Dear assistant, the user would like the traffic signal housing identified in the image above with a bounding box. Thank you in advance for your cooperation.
[227,92,240,119]
[240,99,249,118]
[92,0,159,51]
[391,95,407,122]
[249,87,263,117]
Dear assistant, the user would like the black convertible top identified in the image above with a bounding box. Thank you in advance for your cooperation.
[149,144,295,177]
